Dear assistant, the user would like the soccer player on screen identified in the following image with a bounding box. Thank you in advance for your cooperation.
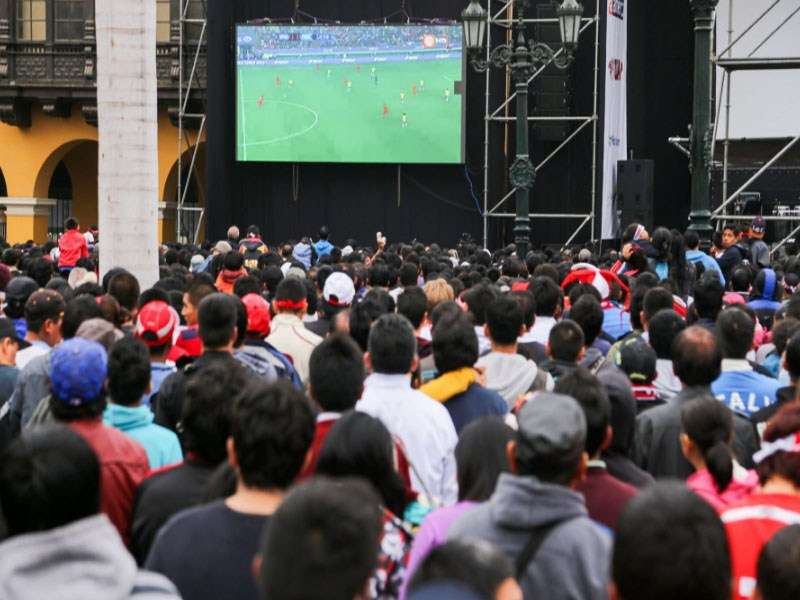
[275,76,281,88]
[400,92,406,104]
[420,79,425,91]
[346,80,353,93]
[257,95,264,107]
[412,84,417,96]
[401,113,408,128]
[444,88,451,102]
[382,102,389,118]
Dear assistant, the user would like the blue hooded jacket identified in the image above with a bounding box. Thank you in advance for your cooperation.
[292,242,313,269]
[104,403,183,469]
[314,239,334,261]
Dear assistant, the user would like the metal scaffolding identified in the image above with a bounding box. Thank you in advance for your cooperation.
[176,0,207,244]
[709,0,800,253]
[481,0,601,250]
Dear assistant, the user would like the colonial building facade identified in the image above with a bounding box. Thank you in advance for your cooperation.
[0,0,205,243]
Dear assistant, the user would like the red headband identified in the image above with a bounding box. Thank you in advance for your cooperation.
[275,299,307,312]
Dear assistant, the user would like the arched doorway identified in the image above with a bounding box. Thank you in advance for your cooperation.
[163,143,206,242]
[47,161,73,237]
[35,139,98,238]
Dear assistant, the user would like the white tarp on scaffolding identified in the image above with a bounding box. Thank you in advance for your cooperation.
[715,1,800,140]
[601,0,628,238]
[95,1,160,290]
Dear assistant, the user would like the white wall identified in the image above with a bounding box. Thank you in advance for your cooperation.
[715,0,800,140]
[95,1,160,290]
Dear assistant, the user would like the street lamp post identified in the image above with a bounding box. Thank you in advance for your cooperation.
[688,0,719,245]
[462,0,583,257]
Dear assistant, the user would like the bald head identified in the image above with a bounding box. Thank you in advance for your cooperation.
[227,225,240,240]
[672,326,721,387]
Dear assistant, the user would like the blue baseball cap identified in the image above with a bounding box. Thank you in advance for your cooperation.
[50,338,107,406]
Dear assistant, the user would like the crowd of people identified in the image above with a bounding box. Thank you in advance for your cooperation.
[1,216,800,600]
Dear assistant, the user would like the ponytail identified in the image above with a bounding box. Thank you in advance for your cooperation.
[704,440,733,493]
[681,395,736,493]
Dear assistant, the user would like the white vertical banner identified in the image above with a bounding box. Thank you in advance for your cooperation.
[601,0,628,239]
[95,1,160,290]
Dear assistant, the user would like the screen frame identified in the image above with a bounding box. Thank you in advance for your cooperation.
[233,22,467,166]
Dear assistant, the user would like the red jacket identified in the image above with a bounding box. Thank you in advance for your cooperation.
[69,419,150,546]
[58,228,89,268]
[721,493,800,600]
[575,464,638,530]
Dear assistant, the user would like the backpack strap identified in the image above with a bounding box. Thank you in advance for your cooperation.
[515,517,579,579]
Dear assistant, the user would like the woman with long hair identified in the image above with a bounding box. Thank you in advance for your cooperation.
[401,417,514,599]
[681,396,758,511]
[316,411,413,600]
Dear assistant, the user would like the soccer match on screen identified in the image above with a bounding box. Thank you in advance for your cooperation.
[236,24,465,164]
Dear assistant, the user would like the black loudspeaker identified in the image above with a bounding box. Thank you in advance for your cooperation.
[532,3,571,141]
[617,159,655,233]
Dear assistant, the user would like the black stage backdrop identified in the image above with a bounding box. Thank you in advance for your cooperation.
[206,0,693,248]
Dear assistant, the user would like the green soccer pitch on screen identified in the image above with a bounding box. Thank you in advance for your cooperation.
[236,24,465,164]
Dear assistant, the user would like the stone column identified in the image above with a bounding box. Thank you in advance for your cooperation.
[95,1,159,290]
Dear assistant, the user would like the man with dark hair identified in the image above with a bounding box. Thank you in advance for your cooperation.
[48,338,150,546]
[528,276,563,344]
[155,293,248,436]
[215,251,248,295]
[693,273,725,331]
[104,337,182,469]
[751,331,800,428]
[716,224,749,281]
[753,524,800,600]
[449,393,611,599]
[420,312,507,432]
[647,309,686,399]
[612,483,731,600]
[267,277,322,384]
[635,326,759,479]
[259,478,383,600]
[313,225,334,262]
[512,290,547,363]
[730,266,753,301]
[555,369,637,529]
[0,425,180,599]
[16,289,63,370]
[108,271,141,328]
[407,539,521,600]
[685,228,725,285]
[570,295,607,372]
[172,280,216,359]
[463,283,498,354]
[57,216,89,273]
[476,296,552,407]
[131,362,248,564]
[398,286,432,359]
[5,294,102,434]
[540,320,585,382]
[712,308,780,418]
[239,225,268,270]
[146,380,315,600]
[358,313,458,505]
[299,333,366,477]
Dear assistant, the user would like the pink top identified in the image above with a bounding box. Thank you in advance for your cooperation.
[687,468,759,512]
[400,501,478,600]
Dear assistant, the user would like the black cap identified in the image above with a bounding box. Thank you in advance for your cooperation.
[0,317,30,349]
[615,336,657,383]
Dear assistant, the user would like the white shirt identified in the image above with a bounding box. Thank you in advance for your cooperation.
[474,326,491,355]
[15,340,50,371]
[654,359,681,400]
[357,373,458,506]
[266,313,322,384]
[528,316,557,345]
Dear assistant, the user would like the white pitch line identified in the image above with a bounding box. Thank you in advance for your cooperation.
[239,72,248,160]
[244,100,319,147]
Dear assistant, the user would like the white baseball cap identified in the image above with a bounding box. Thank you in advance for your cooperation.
[323,272,356,307]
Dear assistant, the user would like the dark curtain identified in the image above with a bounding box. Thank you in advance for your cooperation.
[206,0,692,248]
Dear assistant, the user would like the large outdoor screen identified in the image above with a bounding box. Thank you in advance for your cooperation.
[236,24,465,164]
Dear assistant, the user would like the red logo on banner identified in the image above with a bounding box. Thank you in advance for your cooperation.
[422,34,436,48]
[608,59,624,81]
[608,0,625,19]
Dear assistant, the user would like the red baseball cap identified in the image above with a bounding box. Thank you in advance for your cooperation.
[135,301,178,348]
[243,293,271,337]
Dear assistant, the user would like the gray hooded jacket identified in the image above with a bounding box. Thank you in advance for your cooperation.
[448,473,611,600]
[0,514,180,600]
